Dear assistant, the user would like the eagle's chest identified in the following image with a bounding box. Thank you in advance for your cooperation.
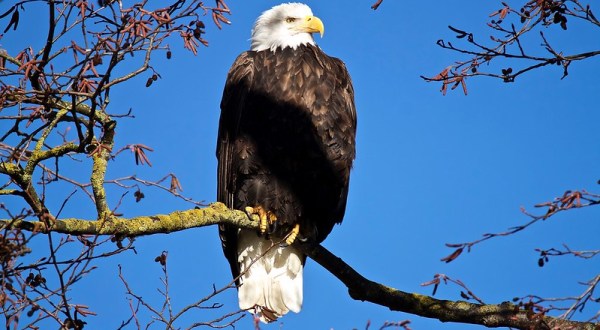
[232,47,353,188]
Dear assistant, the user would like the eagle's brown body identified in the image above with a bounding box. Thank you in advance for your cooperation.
[217,16,356,318]
[217,43,356,276]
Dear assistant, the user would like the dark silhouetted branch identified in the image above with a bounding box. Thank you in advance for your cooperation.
[301,243,599,330]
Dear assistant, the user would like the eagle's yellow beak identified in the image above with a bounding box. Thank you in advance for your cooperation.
[301,15,324,37]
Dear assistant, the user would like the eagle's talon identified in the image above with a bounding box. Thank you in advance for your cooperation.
[244,206,260,222]
[285,223,301,245]
[245,205,278,236]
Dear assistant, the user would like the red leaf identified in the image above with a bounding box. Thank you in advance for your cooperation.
[441,247,463,263]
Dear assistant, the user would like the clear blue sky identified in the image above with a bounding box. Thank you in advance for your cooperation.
[3,1,600,329]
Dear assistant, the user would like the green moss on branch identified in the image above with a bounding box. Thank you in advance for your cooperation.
[0,202,256,236]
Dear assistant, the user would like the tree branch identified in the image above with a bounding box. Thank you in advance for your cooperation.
[301,243,599,330]
[0,202,256,236]
[1,202,598,329]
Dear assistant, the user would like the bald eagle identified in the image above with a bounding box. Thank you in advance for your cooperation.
[217,3,356,322]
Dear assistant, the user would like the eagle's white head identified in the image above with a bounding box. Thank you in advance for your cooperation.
[251,3,324,52]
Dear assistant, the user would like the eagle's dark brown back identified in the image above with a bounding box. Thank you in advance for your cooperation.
[217,44,356,280]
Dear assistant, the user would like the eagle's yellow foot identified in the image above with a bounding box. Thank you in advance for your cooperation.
[285,223,301,245]
[245,206,277,235]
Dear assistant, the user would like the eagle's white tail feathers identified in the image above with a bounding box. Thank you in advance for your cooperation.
[237,229,303,323]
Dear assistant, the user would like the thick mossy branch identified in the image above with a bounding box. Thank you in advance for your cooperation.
[0,162,20,176]
[90,121,117,220]
[0,202,597,329]
[0,202,257,236]
[0,162,46,216]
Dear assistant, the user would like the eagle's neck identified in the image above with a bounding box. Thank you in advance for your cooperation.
[253,44,321,59]
[251,30,315,52]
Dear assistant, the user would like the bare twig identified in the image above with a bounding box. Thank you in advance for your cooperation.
[423,0,600,94]
[441,189,600,263]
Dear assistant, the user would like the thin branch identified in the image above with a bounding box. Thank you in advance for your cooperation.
[371,0,384,10]
[423,0,600,94]
[441,189,600,263]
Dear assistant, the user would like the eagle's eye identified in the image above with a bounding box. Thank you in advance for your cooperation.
[285,17,296,23]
